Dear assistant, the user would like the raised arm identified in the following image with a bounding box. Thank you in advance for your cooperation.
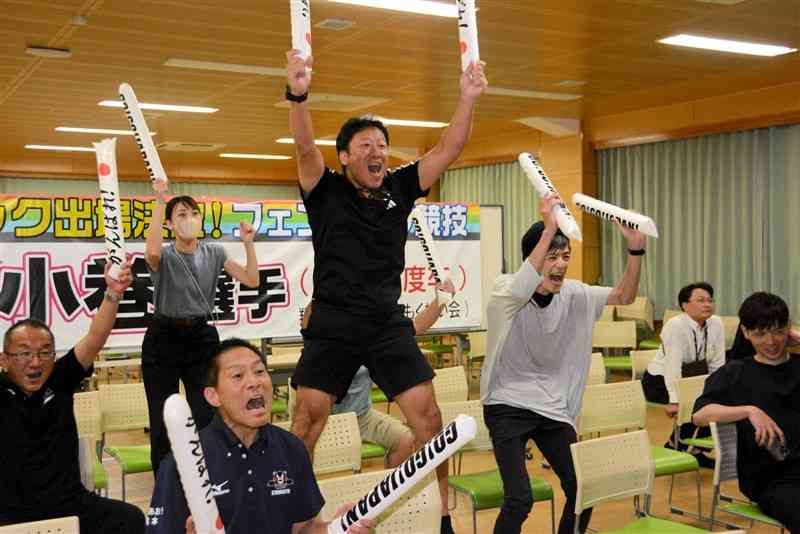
[145,180,168,271]
[74,261,132,369]
[606,222,646,306]
[418,62,487,191]
[287,50,325,195]
[223,221,260,288]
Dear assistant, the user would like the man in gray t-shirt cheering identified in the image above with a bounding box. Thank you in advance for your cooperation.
[481,194,646,534]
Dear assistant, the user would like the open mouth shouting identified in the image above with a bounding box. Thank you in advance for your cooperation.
[246,395,266,413]
[367,162,383,176]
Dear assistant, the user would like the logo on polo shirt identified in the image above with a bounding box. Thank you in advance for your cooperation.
[210,480,230,497]
[267,470,294,496]
[42,388,55,405]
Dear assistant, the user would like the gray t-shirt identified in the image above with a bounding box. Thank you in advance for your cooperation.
[331,366,371,418]
[482,260,611,428]
[149,242,228,318]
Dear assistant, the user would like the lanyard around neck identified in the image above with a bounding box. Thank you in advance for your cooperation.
[691,325,708,361]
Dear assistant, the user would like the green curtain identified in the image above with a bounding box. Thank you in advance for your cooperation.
[598,125,800,320]
[0,176,300,199]
[440,161,539,272]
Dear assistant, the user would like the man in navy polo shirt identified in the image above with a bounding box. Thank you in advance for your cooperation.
[0,261,145,533]
[285,46,487,534]
[147,338,374,534]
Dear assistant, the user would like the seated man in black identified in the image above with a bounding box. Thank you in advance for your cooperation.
[693,292,800,532]
[0,262,145,533]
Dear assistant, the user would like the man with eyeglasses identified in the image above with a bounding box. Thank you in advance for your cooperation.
[0,262,146,533]
[641,282,724,466]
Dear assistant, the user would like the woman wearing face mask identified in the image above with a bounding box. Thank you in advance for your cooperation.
[142,180,259,474]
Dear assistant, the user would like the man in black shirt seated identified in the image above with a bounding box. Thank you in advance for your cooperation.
[147,338,374,534]
[0,261,145,533]
[693,292,800,533]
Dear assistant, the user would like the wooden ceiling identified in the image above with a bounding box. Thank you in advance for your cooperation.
[2,0,800,183]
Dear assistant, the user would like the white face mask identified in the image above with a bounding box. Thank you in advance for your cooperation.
[175,217,202,239]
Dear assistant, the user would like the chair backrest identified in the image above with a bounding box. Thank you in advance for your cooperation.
[270,344,303,357]
[437,400,491,452]
[571,430,654,515]
[615,297,654,330]
[598,305,615,322]
[719,316,740,350]
[586,352,606,386]
[274,412,361,475]
[98,383,149,433]
[592,321,637,350]
[675,374,709,426]
[73,391,102,443]
[630,350,658,381]
[432,366,468,404]
[77,436,95,491]
[0,516,80,533]
[466,332,486,358]
[662,309,682,324]
[318,470,440,533]
[710,422,740,486]
[577,381,646,438]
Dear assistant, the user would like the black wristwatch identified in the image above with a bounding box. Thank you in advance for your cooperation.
[285,85,308,103]
[628,248,646,256]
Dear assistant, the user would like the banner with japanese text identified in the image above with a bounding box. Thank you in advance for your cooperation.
[0,194,481,350]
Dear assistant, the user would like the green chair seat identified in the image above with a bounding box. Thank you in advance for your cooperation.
[420,343,453,354]
[449,469,553,510]
[105,445,152,474]
[369,388,388,404]
[271,398,288,415]
[361,441,386,460]
[720,502,784,527]
[684,436,713,449]
[603,356,632,371]
[94,457,108,490]
[603,516,708,533]
[650,446,699,477]
[638,339,661,350]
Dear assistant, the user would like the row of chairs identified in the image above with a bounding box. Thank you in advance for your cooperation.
[578,376,785,532]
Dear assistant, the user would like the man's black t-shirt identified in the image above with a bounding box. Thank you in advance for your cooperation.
[693,357,800,500]
[302,162,428,315]
[0,350,92,522]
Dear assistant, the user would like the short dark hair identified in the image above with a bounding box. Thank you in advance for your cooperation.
[678,282,714,310]
[520,221,570,261]
[165,195,200,222]
[738,292,789,331]
[205,338,265,387]
[3,319,54,353]
[336,116,390,156]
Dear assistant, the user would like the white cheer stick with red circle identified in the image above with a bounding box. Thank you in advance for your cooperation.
[164,394,225,534]
[410,206,453,307]
[457,0,480,72]
[119,83,168,184]
[93,137,127,281]
[290,0,312,61]
[328,415,477,534]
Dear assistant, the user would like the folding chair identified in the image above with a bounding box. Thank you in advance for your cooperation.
[441,400,555,534]
[674,375,714,452]
[275,412,361,475]
[464,332,486,391]
[99,383,151,501]
[592,321,637,375]
[0,516,80,533]
[73,391,108,494]
[719,316,740,351]
[432,366,468,404]
[318,469,440,533]
[577,381,702,519]
[587,352,606,386]
[709,422,786,532]
[571,430,709,533]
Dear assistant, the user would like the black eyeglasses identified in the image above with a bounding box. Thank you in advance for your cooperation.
[4,350,56,364]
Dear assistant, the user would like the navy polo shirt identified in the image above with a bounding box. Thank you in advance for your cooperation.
[146,415,324,533]
[302,161,429,315]
[0,349,92,524]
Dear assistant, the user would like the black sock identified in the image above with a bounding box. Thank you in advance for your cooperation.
[441,514,455,534]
